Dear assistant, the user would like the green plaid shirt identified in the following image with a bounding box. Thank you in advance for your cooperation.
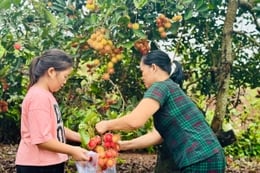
[144,79,223,168]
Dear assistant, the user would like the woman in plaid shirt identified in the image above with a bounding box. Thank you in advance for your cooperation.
[96,50,226,172]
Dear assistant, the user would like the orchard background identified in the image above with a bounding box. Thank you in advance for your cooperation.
[0,0,260,171]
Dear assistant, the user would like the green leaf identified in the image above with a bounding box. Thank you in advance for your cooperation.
[119,41,135,49]
[0,0,11,9]
[55,0,66,6]
[169,23,179,35]
[182,0,193,6]
[198,4,209,13]
[51,0,67,12]
[195,0,204,10]
[0,65,9,76]
[209,0,220,9]
[133,30,147,38]
[84,109,98,123]
[43,9,57,27]
[252,6,260,12]
[79,129,90,147]
[13,0,21,5]
[184,9,193,20]
[117,15,131,26]
[89,14,98,25]
[176,4,184,10]
[51,5,65,12]
[0,44,6,58]
[133,0,148,9]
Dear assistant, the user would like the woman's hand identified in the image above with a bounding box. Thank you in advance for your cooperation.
[95,120,108,134]
[118,140,129,151]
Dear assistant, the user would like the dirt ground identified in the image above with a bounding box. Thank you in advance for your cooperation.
[1,143,259,173]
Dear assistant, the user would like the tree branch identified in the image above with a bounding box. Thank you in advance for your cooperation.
[239,0,260,31]
[233,30,260,47]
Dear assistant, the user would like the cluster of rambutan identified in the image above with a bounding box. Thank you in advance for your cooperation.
[0,100,8,113]
[87,28,123,80]
[87,133,120,171]
[156,14,172,39]
[134,39,150,55]
[86,0,98,11]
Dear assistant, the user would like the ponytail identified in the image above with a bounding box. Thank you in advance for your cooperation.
[28,57,41,88]
[27,49,73,89]
[169,60,184,88]
[142,49,184,87]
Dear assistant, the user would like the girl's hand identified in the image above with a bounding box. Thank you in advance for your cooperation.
[95,120,108,134]
[71,146,91,161]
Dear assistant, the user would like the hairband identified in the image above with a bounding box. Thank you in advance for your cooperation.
[170,62,176,76]
[168,55,176,76]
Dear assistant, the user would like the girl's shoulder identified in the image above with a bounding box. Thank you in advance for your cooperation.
[23,86,57,110]
[24,86,54,102]
[28,86,51,95]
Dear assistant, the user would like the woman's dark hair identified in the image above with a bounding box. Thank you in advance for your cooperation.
[28,49,73,88]
[141,49,184,87]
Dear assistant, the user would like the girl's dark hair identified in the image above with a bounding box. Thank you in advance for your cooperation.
[28,49,73,88]
[141,49,184,87]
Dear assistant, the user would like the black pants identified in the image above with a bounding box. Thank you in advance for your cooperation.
[16,162,65,173]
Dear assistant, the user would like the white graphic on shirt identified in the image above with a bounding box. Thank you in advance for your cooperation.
[54,104,65,143]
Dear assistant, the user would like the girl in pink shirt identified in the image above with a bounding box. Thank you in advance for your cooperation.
[15,49,90,173]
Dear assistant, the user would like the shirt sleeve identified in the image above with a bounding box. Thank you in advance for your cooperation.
[27,96,54,144]
[143,82,169,106]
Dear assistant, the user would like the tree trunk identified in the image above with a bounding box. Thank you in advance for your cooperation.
[211,0,238,133]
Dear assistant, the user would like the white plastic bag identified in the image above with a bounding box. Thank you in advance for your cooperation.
[102,166,116,173]
[76,151,98,173]
[75,151,116,173]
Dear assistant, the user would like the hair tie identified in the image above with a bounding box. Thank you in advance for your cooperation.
[170,62,176,76]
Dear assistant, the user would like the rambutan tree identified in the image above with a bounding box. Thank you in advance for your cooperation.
[0,0,259,158]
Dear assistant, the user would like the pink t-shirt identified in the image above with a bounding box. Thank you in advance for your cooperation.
[15,86,68,166]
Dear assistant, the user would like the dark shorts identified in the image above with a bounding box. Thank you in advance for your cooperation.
[155,144,180,173]
[181,151,226,173]
[16,162,65,173]
[154,143,226,173]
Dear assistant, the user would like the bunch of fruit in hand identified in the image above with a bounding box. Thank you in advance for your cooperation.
[87,132,120,171]
[78,109,121,171]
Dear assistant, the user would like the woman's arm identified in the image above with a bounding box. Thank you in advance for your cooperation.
[119,128,163,151]
[96,98,160,134]
[64,127,81,142]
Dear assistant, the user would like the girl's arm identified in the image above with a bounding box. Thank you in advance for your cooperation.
[96,98,160,134]
[37,139,90,161]
[119,128,163,150]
